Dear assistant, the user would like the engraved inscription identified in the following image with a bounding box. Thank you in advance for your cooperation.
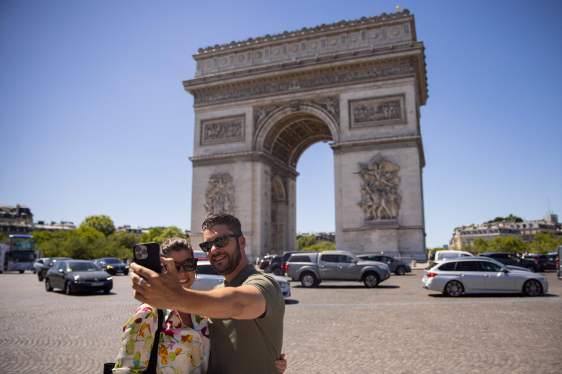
[201,115,245,145]
[350,95,406,128]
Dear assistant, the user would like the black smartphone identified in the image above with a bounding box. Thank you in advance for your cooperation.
[133,242,162,273]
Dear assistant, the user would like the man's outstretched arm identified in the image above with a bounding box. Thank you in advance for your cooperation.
[130,260,266,320]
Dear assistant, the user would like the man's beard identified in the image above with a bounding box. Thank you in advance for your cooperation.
[210,241,242,275]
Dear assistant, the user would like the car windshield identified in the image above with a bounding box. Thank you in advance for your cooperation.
[68,262,99,272]
[102,258,122,264]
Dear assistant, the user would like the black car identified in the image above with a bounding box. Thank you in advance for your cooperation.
[45,260,113,295]
[259,255,284,275]
[94,257,129,275]
[357,254,412,275]
[34,257,71,281]
[480,252,538,272]
[524,254,553,272]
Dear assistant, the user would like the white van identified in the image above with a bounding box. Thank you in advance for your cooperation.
[434,250,473,264]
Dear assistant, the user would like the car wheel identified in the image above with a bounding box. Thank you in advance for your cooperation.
[65,282,73,295]
[103,288,111,294]
[45,279,53,292]
[444,280,464,297]
[300,272,318,288]
[19,270,24,274]
[38,273,44,282]
[363,272,380,288]
[123,270,129,276]
[395,266,406,276]
[523,279,543,296]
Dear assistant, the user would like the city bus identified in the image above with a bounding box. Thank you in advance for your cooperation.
[0,234,37,273]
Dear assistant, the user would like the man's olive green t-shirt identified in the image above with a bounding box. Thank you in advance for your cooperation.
[207,265,285,374]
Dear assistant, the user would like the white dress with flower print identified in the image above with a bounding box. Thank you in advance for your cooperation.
[113,304,210,374]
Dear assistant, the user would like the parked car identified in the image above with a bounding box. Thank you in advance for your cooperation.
[422,257,548,297]
[357,254,411,275]
[259,255,284,275]
[45,260,113,295]
[524,254,552,272]
[286,251,390,288]
[545,252,558,271]
[556,245,562,278]
[193,261,291,298]
[94,257,129,275]
[34,257,71,281]
[433,250,473,264]
[193,250,208,261]
[480,252,538,272]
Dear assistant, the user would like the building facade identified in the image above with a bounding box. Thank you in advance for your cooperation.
[184,9,429,261]
[450,214,562,250]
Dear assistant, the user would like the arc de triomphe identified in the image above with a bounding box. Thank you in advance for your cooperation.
[184,9,428,261]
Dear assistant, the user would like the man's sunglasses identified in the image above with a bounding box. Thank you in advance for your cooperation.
[174,258,198,273]
[199,234,238,253]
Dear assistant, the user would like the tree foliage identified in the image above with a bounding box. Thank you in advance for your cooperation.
[485,214,523,224]
[32,215,186,260]
[140,226,188,244]
[80,215,116,236]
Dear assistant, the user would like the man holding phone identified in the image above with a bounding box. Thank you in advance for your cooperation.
[130,214,285,374]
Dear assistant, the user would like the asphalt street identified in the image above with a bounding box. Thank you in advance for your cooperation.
[1,270,561,374]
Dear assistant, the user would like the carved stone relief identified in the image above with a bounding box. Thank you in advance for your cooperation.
[349,94,406,128]
[356,154,401,221]
[193,58,415,106]
[254,96,340,135]
[200,115,245,145]
[204,173,236,216]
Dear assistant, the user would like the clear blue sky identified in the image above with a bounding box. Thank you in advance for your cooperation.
[1,0,561,247]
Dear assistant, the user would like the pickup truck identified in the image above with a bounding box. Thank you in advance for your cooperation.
[286,251,391,288]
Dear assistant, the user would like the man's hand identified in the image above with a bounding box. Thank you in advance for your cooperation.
[130,258,184,310]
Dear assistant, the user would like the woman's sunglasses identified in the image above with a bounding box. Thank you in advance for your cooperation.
[199,234,238,253]
[174,258,198,273]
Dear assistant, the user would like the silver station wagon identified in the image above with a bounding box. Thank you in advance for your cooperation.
[422,256,548,297]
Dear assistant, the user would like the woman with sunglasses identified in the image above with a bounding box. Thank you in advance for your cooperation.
[112,237,286,374]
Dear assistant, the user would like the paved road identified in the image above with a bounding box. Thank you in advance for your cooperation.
[1,271,561,374]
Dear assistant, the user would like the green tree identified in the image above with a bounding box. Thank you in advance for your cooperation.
[80,215,116,237]
[302,241,336,252]
[140,226,188,244]
[297,234,316,249]
[527,233,562,254]
[472,238,490,254]
[487,236,527,254]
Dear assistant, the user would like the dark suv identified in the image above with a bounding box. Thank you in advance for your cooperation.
[357,254,411,275]
[524,254,552,272]
[480,252,538,272]
[258,255,284,275]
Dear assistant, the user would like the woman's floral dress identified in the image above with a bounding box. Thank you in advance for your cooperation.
[113,304,210,374]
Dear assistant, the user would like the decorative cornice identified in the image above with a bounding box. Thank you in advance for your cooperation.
[190,150,299,178]
[187,56,419,107]
[331,135,425,167]
[196,9,412,56]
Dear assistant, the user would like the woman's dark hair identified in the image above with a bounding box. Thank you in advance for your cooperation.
[160,237,193,257]
[201,214,243,237]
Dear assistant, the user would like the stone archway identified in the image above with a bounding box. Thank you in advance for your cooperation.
[185,9,429,261]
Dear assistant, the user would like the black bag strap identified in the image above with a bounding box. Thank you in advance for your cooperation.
[145,309,164,374]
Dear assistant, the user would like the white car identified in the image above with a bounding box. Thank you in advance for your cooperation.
[422,256,548,297]
[193,261,291,298]
[433,250,473,264]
